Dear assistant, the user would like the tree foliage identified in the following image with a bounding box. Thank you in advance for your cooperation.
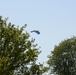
[29,62,49,75]
[0,16,42,75]
[47,37,76,75]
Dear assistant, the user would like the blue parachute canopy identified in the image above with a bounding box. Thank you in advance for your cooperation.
[31,30,40,34]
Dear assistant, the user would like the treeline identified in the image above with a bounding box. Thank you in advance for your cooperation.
[0,16,76,75]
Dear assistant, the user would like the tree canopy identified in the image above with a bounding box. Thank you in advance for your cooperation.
[1,16,76,75]
[0,16,42,75]
[47,37,76,75]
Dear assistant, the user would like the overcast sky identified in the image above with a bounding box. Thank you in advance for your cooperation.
[0,0,76,64]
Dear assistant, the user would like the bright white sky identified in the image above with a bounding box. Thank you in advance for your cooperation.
[0,0,76,64]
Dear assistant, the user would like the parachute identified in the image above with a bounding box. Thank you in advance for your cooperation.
[31,30,40,34]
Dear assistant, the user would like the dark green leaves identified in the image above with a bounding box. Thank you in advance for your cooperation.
[47,37,76,75]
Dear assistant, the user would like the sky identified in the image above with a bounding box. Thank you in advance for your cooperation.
[0,0,76,65]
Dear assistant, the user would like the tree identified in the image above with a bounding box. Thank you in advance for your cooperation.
[29,62,49,75]
[47,37,76,75]
[0,16,42,75]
